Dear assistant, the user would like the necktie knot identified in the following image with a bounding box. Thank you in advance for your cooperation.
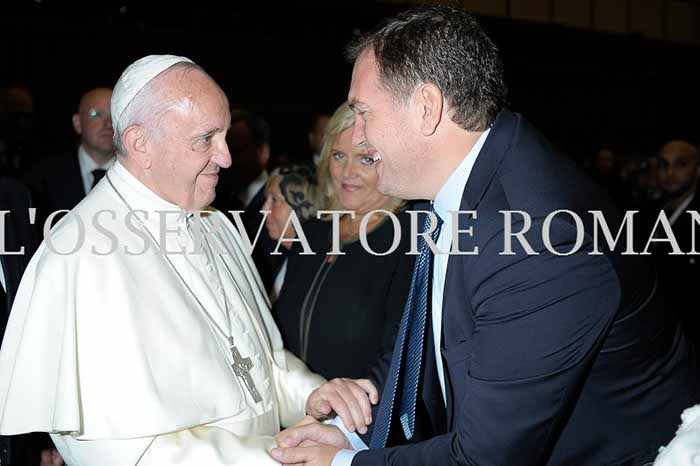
[423,205,443,245]
[91,169,107,189]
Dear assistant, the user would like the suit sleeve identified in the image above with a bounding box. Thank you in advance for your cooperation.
[353,217,621,466]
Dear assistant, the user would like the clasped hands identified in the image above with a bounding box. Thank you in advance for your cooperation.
[271,377,378,466]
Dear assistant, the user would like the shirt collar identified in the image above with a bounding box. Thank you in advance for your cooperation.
[434,128,490,223]
[78,145,115,178]
[240,170,269,207]
[669,191,696,226]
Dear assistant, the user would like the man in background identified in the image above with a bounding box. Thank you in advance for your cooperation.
[214,109,271,211]
[645,140,700,344]
[26,87,114,228]
[308,112,330,166]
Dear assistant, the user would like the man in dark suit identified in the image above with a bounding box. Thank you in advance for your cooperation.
[271,6,697,466]
[0,177,44,466]
[212,110,281,294]
[642,140,700,345]
[214,109,271,212]
[26,87,114,231]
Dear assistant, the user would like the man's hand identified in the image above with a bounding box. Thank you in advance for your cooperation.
[276,423,351,450]
[285,415,325,447]
[271,420,347,466]
[271,444,340,466]
[293,415,321,428]
[306,378,378,434]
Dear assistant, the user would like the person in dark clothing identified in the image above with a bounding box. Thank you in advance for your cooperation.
[260,163,320,302]
[273,102,413,381]
[214,109,271,212]
[25,88,114,232]
[642,140,700,344]
[271,7,697,466]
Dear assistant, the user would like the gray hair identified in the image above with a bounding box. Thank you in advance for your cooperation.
[113,62,204,156]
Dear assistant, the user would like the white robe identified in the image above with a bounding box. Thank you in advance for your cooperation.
[0,161,325,465]
[653,404,700,466]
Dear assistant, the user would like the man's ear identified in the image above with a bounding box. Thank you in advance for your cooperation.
[258,143,271,170]
[72,114,82,135]
[415,83,443,137]
[122,126,151,169]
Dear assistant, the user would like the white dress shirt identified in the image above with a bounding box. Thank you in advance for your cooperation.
[77,145,115,195]
[668,191,695,227]
[331,129,490,466]
[270,258,288,304]
[240,171,269,208]
[0,260,5,293]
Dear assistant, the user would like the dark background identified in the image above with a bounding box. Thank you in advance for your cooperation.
[1,0,698,166]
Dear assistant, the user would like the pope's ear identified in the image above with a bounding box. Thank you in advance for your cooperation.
[122,126,151,169]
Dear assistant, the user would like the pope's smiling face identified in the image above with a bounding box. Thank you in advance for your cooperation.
[145,69,232,211]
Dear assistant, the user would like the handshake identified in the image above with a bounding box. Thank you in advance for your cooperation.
[271,378,379,466]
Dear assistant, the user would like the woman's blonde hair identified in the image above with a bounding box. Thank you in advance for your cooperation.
[317,101,404,214]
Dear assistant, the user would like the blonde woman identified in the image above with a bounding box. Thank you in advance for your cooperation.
[273,102,414,381]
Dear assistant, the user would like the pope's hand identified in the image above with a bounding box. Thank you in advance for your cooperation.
[271,443,339,466]
[276,423,350,450]
[285,415,325,447]
[305,378,378,434]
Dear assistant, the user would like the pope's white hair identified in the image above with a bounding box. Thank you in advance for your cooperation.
[113,62,203,156]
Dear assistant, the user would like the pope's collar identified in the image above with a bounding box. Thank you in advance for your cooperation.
[108,159,196,231]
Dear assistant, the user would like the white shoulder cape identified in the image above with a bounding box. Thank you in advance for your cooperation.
[0,164,302,440]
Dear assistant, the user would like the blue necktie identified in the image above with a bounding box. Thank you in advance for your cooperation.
[369,207,443,449]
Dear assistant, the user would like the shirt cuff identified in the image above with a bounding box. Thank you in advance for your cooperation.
[327,416,369,451]
[331,449,360,466]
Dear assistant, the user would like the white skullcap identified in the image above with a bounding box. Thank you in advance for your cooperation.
[111,54,194,129]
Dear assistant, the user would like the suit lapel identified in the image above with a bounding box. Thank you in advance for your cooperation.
[70,153,88,200]
[441,109,519,431]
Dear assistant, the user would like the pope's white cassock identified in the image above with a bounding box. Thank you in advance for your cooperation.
[0,159,325,465]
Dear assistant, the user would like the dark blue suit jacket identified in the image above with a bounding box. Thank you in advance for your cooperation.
[355,110,697,466]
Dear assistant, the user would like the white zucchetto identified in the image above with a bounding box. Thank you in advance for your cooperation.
[111,54,194,129]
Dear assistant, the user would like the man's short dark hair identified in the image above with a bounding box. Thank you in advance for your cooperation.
[231,109,271,148]
[347,5,507,132]
[308,111,330,132]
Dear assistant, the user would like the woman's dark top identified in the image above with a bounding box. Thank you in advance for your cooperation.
[273,210,414,380]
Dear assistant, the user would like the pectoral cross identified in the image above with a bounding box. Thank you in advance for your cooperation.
[229,337,262,404]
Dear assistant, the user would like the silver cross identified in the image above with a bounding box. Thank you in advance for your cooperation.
[229,338,262,404]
